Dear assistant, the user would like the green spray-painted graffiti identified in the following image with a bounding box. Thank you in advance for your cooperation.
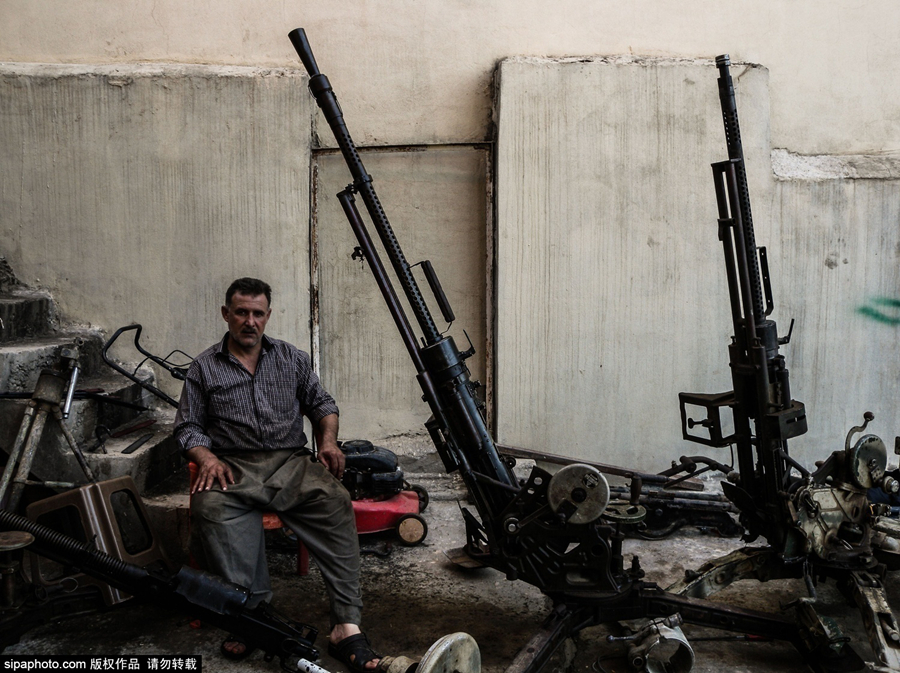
[857,297,900,325]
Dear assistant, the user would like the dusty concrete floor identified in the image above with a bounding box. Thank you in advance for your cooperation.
[3,444,897,673]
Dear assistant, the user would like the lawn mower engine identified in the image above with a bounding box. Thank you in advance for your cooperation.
[340,440,405,499]
[339,440,429,546]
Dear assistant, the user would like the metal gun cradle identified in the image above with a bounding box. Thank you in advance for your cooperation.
[288,30,897,673]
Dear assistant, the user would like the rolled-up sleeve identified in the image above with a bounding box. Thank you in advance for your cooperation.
[295,349,339,422]
[174,363,213,453]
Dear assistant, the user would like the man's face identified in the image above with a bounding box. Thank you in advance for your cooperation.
[222,292,271,351]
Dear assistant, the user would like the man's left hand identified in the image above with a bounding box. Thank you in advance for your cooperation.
[318,441,345,479]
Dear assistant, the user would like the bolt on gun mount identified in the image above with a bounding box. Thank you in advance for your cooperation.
[288,30,849,673]
[672,55,900,671]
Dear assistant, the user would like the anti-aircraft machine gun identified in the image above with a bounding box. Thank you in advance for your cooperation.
[288,29,870,673]
[670,55,900,672]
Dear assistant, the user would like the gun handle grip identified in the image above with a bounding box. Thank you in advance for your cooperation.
[422,260,455,324]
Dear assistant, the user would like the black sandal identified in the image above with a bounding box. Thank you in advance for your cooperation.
[328,632,380,673]
[221,633,256,661]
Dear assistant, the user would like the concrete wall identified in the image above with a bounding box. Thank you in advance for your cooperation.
[775,178,900,453]
[0,65,313,394]
[1,1,898,456]
[1,1,897,155]
[313,147,490,440]
[494,57,767,468]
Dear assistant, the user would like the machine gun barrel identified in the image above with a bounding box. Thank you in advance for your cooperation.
[288,28,441,346]
[289,29,518,527]
[716,55,767,322]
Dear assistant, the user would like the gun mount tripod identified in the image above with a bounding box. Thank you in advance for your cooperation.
[0,341,96,512]
[288,29,880,673]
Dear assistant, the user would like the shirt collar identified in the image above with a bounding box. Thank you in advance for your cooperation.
[215,333,274,358]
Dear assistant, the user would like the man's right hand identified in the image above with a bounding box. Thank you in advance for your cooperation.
[186,446,235,494]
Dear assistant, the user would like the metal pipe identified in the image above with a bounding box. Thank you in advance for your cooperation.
[61,365,80,419]
[0,406,36,505]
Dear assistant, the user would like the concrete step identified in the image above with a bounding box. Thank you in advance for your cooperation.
[0,272,187,520]
[0,376,181,504]
[0,288,56,344]
[84,406,184,494]
[0,330,106,392]
[73,369,158,442]
[0,367,154,449]
[142,467,191,566]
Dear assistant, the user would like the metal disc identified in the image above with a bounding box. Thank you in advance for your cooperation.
[638,624,695,673]
[417,632,481,673]
[0,530,34,551]
[603,503,647,524]
[849,434,887,489]
[546,464,610,524]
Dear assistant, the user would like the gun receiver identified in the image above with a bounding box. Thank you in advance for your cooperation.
[673,57,900,671]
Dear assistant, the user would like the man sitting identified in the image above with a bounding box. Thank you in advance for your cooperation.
[175,277,379,670]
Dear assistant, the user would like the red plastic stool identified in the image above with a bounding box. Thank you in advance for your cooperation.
[188,462,309,575]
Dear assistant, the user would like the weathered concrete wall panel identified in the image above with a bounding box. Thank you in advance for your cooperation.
[314,148,489,440]
[0,65,313,388]
[495,57,774,470]
[496,56,900,470]
[774,179,900,448]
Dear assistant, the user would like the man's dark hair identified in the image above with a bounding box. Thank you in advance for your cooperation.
[226,277,272,307]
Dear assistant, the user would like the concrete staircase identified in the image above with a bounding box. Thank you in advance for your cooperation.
[0,262,184,518]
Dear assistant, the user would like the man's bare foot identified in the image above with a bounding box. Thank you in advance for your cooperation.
[220,634,254,661]
[224,639,246,656]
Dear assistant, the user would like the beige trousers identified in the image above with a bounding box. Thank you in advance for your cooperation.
[190,449,363,626]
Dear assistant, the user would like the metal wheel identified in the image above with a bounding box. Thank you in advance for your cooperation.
[396,513,428,546]
[410,484,429,512]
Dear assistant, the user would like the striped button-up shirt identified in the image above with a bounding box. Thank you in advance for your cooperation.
[174,334,339,455]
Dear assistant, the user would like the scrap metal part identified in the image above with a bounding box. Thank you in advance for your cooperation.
[0,507,323,672]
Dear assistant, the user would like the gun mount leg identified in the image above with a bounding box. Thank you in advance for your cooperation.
[1,351,96,512]
[0,407,36,504]
[644,549,874,672]
[841,571,900,672]
[7,406,52,511]
[665,547,795,599]
[505,604,589,673]
[51,406,95,483]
